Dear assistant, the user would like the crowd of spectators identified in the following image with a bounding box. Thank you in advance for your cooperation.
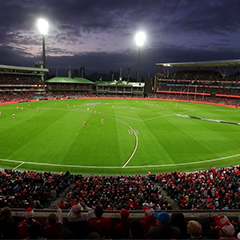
[1,203,240,239]
[63,174,170,211]
[49,83,93,90]
[0,170,70,209]
[0,75,42,85]
[55,166,240,213]
[158,166,240,210]
[0,166,240,238]
[2,91,239,105]
[157,85,240,96]
[149,93,240,106]
[159,70,240,81]
[0,74,47,103]
[3,91,240,106]
[1,166,240,213]
[0,92,47,103]
[157,70,240,100]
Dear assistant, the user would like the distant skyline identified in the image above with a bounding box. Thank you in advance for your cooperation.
[0,0,240,79]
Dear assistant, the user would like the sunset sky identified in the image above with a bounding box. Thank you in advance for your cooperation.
[0,0,240,78]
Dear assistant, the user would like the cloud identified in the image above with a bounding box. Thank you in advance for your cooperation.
[0,0,240,77]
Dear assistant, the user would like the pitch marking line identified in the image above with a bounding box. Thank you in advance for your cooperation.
[126,153,240,168]
[97,114,138,168]
[1,152,240,169]
[0,158,124,169]
[13,162,25,170]
[143,109,195,122]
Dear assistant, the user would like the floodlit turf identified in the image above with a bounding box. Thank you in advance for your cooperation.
[0,98,240,175]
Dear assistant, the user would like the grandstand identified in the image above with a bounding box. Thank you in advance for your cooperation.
[0,64,48,103]
[1,61,240,239]
[46,77,95,96]
[154,60,240,106]
[45,78,145,98]
[95,80,145,97]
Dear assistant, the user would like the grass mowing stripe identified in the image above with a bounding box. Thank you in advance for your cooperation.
[0,99,240,174]
[133,120,174,166]
[8,108,74,163]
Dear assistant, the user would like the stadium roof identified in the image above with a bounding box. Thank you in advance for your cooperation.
[0,64,48,74]
[96,80,145,87]
[46,77,94,84]
[155,59,240,68]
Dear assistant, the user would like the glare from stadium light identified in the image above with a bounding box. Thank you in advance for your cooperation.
[135,31,146,47]
[135,31,146,82]
[37,19,48,35]
[37,19,48,80]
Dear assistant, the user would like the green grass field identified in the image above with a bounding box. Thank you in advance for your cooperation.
[0,98,240,175]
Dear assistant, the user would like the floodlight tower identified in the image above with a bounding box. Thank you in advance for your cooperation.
[135,31,145,82]
[37,19,48,80]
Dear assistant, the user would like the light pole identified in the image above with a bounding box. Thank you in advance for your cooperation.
[37,19,48,80]
[135,31,145,82]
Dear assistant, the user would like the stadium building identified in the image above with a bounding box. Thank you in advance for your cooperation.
[0,64,48,102]
[153,59,240,106]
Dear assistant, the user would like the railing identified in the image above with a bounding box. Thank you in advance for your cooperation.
[11,208,240,219]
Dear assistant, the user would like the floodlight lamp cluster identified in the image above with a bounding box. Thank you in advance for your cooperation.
[37,19,48,35]
[135,31,146,47]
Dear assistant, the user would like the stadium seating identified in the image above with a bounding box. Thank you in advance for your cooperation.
[0,170,70,209]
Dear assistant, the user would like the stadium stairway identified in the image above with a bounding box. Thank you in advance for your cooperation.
[48,183,74,209]
[155,181,180,210]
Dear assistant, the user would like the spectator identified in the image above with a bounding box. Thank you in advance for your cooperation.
[67,202,94,239]
[171,212,188,239]
[233,214,240,238]
[130,221,145,239]
[0,206,18,239]
[198,215,217,239]
[88,205,112,238]
[67,202,94,222]
[215,220,235,239]
[143,207,155,216]
[214,215,230,223]
[187,220,203,239]
[43,213,62,239]
[140,207,157,235]
[114,208,131,239]
[28,222,44,239]
[146,211,181,239]
[60,229,74,239]
[18,206,40,239]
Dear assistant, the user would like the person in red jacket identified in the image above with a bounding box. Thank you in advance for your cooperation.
[114,209,131,239]
[140,207,157,235]
[18,206,40,239]
[43,213,62,239]
[88,205,112,238]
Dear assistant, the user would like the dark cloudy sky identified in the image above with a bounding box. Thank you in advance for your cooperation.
[0,0,240,78]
